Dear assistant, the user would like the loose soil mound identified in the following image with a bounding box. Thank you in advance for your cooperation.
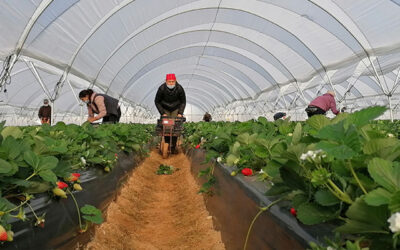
[85,151,225,250]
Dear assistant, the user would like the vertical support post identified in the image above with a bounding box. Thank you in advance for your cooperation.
[80,105,84,125]
[51,99,55,125]
[388,95,394,122]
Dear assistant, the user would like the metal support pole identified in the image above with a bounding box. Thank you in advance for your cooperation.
[388,95,394,122]
[390,66,400,95]
[325,72,337,96]
[294,81,307,104]
[80,105,84,125]
[282,95,289,110]
[51,99,55,125]
[370,59,388,94]
[25,60,52,100]
[67,80,81,105]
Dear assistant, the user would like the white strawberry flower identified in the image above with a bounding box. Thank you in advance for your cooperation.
[80,157,86,165]
[388,212,400,233]
[288,133,293,136]
[300,150,326,161]
[217,157,222,163]
[388,133,394,138]
[259,169,265,174]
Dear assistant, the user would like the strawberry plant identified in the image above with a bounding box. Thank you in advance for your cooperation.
[0,122,153,243]
[184,107,400,249]
[156,164,175,175]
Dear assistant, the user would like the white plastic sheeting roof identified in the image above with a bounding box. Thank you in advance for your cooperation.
[0,0,400,123]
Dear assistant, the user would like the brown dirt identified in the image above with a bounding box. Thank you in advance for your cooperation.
[85,151,225,250]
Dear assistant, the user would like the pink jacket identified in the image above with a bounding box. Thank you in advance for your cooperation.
[309,93,339,115]
[87,93,107,119]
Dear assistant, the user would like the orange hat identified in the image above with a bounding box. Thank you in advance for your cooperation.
[166,74,176,81]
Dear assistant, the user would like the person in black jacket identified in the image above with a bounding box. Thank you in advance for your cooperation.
[155,73,186,118]
[155,73,186,153]
[38,99,51,124]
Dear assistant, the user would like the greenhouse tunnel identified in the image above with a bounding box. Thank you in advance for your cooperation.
[0,0,400,123]
[3,1,400,250]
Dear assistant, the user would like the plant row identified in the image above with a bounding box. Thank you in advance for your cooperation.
[184,107,400,250]
[0,122,153,242]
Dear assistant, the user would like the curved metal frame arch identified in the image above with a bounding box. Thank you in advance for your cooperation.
[13,0,55,55]
[117,45,266,96]
[8,0,396,116]
[120,55,262,109]
[120,56,252,98]
[62,4,329,93]
[25,0,81,47]
[192,67,244,98]
[109,42,270,95]
[95,28,299,91]
[7,77,46,104]
[148,63,244,99]
[22,1,359,86]
[91,24,305,89]
[178,74,235,100]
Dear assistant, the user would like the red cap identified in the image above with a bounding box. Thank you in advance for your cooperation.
[166,74,176,81]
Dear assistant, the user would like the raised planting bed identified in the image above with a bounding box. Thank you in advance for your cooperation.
[187,148,334,250]
[3,151,145,250]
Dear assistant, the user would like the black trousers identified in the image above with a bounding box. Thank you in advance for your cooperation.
[306,106,326,118]
[164,136,177,149]
[103,107,121,123]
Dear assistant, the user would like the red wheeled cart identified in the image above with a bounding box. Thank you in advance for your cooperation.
[156,116,185,158]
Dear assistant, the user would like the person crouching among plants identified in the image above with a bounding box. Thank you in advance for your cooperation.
[79,89,121,124]
[273,112,286,121]
[305,90,340,118]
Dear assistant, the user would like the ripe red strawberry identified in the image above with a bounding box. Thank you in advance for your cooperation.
[72,173,81,178]
[56,181,68,189]
[195,144,200,149]
[290,208,297,217]
[0,225,7,241]
[241,168,253,176]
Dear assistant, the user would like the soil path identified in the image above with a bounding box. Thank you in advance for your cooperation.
[85,151,225,250]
